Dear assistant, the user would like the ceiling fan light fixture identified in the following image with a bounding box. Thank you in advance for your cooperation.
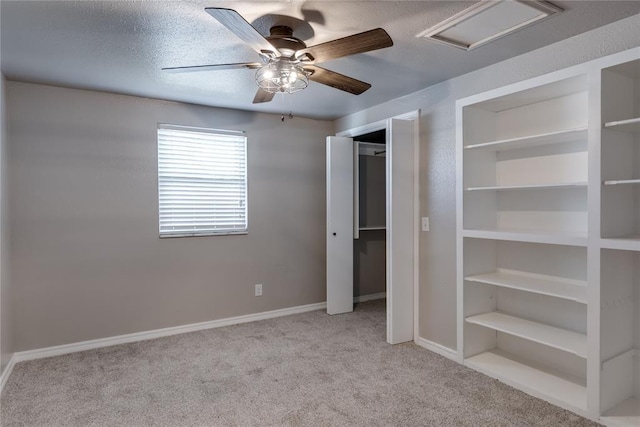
[256,61,309,94]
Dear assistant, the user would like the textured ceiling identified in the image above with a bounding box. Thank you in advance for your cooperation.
[1,1,639,119]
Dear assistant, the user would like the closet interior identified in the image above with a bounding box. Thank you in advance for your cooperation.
[354,130,386,300]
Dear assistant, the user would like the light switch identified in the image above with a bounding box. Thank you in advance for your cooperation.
[422,217,430,232]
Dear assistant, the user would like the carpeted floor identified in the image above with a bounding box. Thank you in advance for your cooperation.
[1,299,600,426]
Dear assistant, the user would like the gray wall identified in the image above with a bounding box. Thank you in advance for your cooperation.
[7,82,333,351]
[354,230,385,298]
[1,74,13,372]
[336,15,640,351]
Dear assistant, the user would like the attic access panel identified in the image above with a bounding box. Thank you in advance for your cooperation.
[417,0,563,51]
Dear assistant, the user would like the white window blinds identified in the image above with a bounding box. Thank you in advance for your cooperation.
[157,124,247,237]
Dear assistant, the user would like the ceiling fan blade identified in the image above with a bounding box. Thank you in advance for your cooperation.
[162,62,262,73]
[304,65,371,95]
[253,88,275,104]
[296,28,392,63]
[205,8,279,58]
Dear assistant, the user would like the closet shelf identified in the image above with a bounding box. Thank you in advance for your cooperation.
[465,350,587,413]
[601,397,640,427]
[464,128,587,151]
[603,179,640,186]
[465,312,587,358]
[466,182,587,191]
[600,236,640,252]
[604,117,640,134]
[359,226,385,231]
[463,228,588,247]
[465,269,587,304]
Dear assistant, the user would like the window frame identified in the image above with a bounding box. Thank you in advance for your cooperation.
[157,123,248,238]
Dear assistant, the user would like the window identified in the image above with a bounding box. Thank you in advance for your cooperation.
[157,124,247,237]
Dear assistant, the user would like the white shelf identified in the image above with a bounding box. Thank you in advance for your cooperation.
[601,398,640,427]
[601,236,640,252]
[464,128,588,151]
[465,311,587,357]
[466,182,587,191]
[604,117,640,134]
[465,269,587,304]
[359,226,385,231]
[465,350,587,413]
[603,179,640,186]
[463,228,588,247]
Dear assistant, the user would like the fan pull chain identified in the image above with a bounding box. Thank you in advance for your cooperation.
[280,93,294,122]
[289,93,293,119]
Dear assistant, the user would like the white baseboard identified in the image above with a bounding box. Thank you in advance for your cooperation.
[0,354,16,394]
[354,292,386,303]
[13,301,327,363]
[415,337,458,362]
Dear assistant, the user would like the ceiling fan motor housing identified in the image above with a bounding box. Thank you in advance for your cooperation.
[266,26,307,59]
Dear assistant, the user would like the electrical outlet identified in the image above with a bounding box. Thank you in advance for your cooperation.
[255,284,263,297]
[422,217,430,232]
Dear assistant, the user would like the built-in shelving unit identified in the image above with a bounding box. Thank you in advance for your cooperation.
[457,51,640,425]
[601,236,640,252]
[465,350,587,413]
[599,248,639,427]
[466,311,587,357]
[464,127,588,151]
[602,396,640,427]
[459,239,589,416]
[462,227,588,247]
[460,76,589,237]
[466,182,587,191]
[601,59,640,251]
[465,269,587,304]
[604,117,640,134]
[599,58,639,425]
[603,179,640,186]
[455,48,640,425]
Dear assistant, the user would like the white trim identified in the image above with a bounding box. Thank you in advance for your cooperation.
[415,337,459,362]
[0,354,16,394]
[337,119,385,138]
[12,302,326,363]
[411,112,421,344]
[456,49,639,109]
[336,111,419,138]
[416,0,562,51]
[157,123,246,136]
[354,292,387,303]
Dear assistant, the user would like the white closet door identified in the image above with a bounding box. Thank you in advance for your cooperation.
[326,136,354,315]
[387,118,415,344]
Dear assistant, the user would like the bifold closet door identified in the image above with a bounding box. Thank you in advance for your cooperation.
[387,118,415,344]
[326,136,354,315]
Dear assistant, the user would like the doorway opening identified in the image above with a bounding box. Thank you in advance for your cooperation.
[327,112,419,345]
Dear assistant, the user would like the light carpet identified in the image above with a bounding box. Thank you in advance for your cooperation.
[1,300,600,426]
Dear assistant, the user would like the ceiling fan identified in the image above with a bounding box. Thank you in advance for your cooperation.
[162,8,394,104]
